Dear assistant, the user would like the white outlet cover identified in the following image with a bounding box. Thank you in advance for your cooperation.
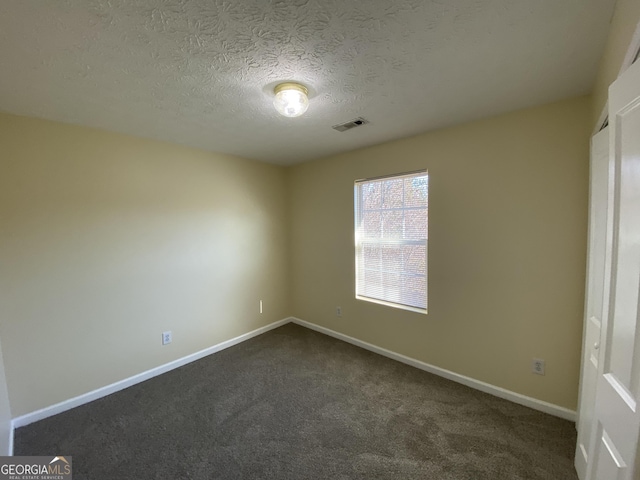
[532,358,545,375]
[162,331,172,345]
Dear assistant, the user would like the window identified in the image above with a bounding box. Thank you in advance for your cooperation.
[354,170,428,313]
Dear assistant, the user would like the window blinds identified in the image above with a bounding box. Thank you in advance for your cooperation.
[354,171,428,312]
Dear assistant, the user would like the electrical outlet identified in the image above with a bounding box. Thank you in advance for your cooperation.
[162,331,172,345]
[260,300,263,314]
[336,306,342,317]
[532,358,545,375]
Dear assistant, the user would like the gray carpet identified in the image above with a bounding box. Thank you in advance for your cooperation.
[15,323,578,479]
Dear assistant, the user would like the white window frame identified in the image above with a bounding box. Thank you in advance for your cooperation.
[354,170,428,314]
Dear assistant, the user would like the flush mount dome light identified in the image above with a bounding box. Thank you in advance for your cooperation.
[273,82,309,117]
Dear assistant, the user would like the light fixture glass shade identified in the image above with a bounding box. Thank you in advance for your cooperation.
[273,82,309,117]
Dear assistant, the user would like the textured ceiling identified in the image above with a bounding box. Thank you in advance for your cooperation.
[0,0,616,165]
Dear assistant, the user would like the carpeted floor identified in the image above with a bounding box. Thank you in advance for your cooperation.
[15,323,578,479]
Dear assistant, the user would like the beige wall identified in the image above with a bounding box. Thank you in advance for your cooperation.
[592,0,640,126]
[0,113,290,417]
[289,96,591,410]
[0,339,11,455]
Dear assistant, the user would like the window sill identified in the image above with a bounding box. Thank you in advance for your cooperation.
[356,295,428,315]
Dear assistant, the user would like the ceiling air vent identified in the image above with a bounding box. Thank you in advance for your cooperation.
[332,117,369,132]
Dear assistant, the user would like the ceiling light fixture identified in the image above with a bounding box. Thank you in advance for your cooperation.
[273,82,309,117]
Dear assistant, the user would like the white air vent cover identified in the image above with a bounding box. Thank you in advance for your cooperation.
[332,117,369,132]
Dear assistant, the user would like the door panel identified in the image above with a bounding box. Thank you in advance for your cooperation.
[608,99,640,390]
[586,58,640,480]
[575,128,610,480]
[593,427,626,479]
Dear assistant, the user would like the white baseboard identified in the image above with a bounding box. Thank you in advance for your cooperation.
[291,317,576,422]
[11,318,290,430]
[11,315,575,436]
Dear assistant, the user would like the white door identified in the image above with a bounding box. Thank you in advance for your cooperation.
[575,127,610,480]
[586,58,640,480]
